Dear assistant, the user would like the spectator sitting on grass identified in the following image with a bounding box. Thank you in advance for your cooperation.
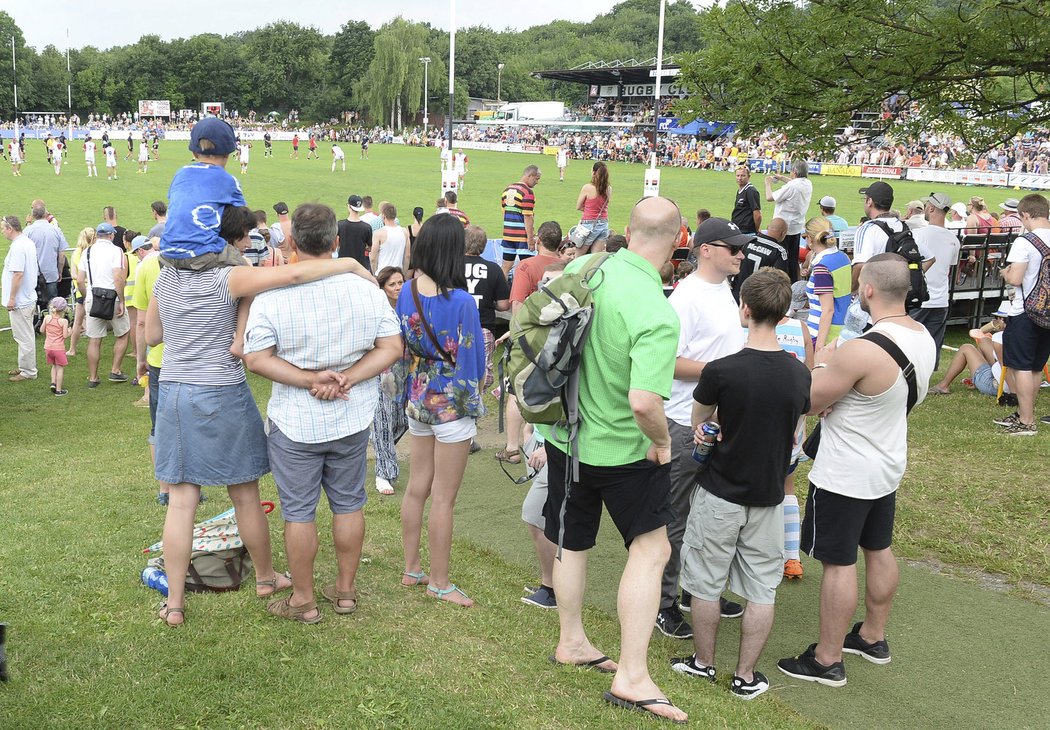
[930,306,1015,399]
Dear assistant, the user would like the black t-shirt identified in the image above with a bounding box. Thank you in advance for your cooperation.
[336,219,372,269]
[731,234,789,302]
[693,348,811,507]
[464,255,510,329]
[731,183,762,233]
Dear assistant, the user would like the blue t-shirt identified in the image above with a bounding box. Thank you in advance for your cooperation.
[160,163,246,259]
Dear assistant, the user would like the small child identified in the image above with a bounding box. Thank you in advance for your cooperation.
[39,297,71,396]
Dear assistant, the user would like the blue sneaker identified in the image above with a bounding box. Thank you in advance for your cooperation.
[521,585,557,609]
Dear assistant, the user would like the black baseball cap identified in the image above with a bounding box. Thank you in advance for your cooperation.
[693,218,754,248]
[347,195,364,212]
[859,181,894,209]
[273,201,289,215]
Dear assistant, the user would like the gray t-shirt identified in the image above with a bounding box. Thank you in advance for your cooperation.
[147,221,166,239]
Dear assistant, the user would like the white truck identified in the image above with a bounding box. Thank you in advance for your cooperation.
[493,101,566,122]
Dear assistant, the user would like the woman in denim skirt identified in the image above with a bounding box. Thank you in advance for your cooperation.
[574,161,612,254]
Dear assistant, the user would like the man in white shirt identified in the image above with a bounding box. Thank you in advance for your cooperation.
[453,149,468,189]
[764,160,813,282]
[2,216,40,381]
[658,218,749,640]
[331,144,346,172]
[903,201,928,230]
[76,222,131,387]
[912,192,961,367]
[244,202,401,623]
[946,202,968,230]
[84,137,97,177]
[557,146,568,181]
[852,181,904,293]
[1000,193,1050,435]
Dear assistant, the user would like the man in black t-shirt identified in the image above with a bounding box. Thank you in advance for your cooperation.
[671,268,810,700]
[730,217,789,302]
[464,225,510,383]
[731,166,762,233]
[336,194,373,269]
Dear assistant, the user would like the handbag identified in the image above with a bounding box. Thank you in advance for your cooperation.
[803,331,919,460]
[86,246,118,321]
[569,195,610,247]
[410,279,455,364]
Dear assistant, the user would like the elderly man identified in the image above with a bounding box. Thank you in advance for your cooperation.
[24,201,67,301]
[912,193,961,367]
[543,196,687,725]
[76,222,130,387]
[764,160,813,281]
[244,203,402,623]
[3,216,40,381]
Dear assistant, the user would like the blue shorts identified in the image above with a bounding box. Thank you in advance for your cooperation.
[154,380,270,486]
[501,240,536,262]
[268,421,369,522]
[973,363,999,397]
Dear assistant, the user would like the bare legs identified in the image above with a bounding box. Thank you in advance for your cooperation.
[814,547,897,665]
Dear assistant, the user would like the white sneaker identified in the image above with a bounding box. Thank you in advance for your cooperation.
[375,477,395,495]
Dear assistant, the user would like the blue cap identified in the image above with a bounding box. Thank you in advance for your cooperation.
[130,235,152,253]
[189,117,237,156]
[96,222,116,235]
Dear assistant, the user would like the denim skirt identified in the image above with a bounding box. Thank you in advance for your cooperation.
[154,380,270,486]
[579,218,610,245]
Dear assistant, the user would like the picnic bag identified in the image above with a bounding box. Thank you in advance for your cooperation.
[872,220,929,311]
[1020,232,1050,329]
[144,508,255,593]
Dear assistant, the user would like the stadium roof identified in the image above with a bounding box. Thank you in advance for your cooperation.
[532,58,680,87]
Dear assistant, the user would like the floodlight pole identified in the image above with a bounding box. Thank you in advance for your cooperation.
[419,56,431,133]
[446,0,456,153]
[652,0,665,172]
[497,62,504,103]
[11,37,18,140]
[66,29,72,139]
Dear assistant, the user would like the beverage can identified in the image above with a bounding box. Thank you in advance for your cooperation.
[691,422,721,467]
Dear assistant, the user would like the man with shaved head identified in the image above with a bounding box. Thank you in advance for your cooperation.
[543,196,687,724]
[778,253,935,688]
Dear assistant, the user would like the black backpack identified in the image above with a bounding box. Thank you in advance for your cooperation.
[873,221,929,310]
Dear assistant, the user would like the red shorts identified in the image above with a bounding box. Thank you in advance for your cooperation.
[46,349,68,366]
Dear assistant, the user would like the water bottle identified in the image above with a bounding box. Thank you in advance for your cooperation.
[691,422,721,467]
[141,567,169,597]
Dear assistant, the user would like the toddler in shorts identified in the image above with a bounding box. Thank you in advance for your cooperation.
[39,297,71,396]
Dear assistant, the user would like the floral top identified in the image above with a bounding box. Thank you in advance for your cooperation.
[394,284,486,425]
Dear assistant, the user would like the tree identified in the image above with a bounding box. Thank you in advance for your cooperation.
[353,18,430,129]
[328,21,375,110]
[242,22,330,111]
[0,11,34,117]
[674,0,1050,153]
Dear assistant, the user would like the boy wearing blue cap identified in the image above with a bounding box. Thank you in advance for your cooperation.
[159,117,249,271]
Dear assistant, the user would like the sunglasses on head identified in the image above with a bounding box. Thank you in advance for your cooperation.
[705,242,745,255]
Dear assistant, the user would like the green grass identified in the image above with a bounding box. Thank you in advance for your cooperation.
[1,143,1048,728]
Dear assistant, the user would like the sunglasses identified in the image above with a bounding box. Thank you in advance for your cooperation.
[704,242,745,255]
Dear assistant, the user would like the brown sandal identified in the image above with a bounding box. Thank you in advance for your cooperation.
[495,448,521,464]
[158,603,185,627]
[267,597,322,624]
[256,571,293,598]
[321,585,358,615]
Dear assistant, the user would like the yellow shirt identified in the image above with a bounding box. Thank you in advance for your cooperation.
[131,253,164,368]
[124,252,138,300]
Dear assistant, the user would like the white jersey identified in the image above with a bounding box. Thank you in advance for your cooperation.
[557,149,568,168]
[138,142,149,162]
[105,146,117,166]
[84,140,96,161]
[52,144,63,161]
[239,143,251,162]
[9,141,20,162]
[332,146,345,160]
[440,147,452,168]
[453,152,467,172]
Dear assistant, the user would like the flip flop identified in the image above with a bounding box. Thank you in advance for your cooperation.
[158,603,185,628]
[401,571,429,587]
[602,691,687,725]
[548,654,616,674]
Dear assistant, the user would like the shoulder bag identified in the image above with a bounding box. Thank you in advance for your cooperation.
[86,246,118,321]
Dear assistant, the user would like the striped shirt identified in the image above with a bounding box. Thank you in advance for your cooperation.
[501,182,535,243]
[155,266,245,385]
[776,318,807,363]
[805,247,853,345]
[244,274,401,444]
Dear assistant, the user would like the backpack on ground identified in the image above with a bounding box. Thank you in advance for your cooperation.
[1020,232,1050,329]
[144,508,255,593]
[873,220,929,310]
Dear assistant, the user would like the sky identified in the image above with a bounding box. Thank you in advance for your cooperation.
[4,1,643,51]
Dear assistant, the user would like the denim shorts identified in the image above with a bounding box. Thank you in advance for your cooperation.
[147,365,161,443]
[154,380,270,486]
[973,363,998,397]
[578,219,610,246]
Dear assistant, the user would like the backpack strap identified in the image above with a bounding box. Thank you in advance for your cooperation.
[411,279,454,364]
[1022,231,1049,257]
[860,331,918,414]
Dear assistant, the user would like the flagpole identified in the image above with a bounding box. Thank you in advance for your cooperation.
[11,37,18,141]
[67,29,73,139]
[446,0,456,154]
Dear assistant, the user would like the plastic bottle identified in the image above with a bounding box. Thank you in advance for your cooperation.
[141,566,169,597]
[691,422,721,467]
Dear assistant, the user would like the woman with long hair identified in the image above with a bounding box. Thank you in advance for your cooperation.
[574,161,611,253]
[372,266,407,495]
[802,216,851,349]
[65,227,96,357]
[966,196,997,234]
[395,215,485,607]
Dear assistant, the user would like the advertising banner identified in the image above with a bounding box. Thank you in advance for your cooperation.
[1007,172,1050,190]
[955,170,1009,186]
[138,100,171,117]
[904,167,958,183]
[861,165,903,179]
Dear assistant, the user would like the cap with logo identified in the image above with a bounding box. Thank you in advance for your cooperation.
[96,222,116,235]
[347,195,364,212]
[921,192,953,211]
[130,235,152,253]
[858,181,894,210]
[273,201,289,215]
[188,117,237,156]
[693,218,754,248]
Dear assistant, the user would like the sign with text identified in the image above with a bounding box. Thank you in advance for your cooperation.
[861,165,903,179]
[820,164,863,177]
[643,168,661,198]
[138,100,170,117]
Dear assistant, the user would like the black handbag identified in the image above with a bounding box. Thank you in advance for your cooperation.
[86,246,118,321]
[803,331,919,460]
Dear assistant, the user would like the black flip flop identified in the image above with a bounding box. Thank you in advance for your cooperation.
[548,654,616,674]
[602,691,687,725]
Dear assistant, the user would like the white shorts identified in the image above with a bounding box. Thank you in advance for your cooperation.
[85,309,131,339]
[407,416,477,444]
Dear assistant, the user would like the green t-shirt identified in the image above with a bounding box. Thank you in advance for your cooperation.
[540,249,679,466]
[131,253,164,369]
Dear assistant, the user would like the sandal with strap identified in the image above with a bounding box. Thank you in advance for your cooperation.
[158,603,185,627]
[267,597,322,624]
[256,571,293,598]
[402,571,429,587]
[495,448,521,464]
[427,583,474,607]
[321,585,359,615]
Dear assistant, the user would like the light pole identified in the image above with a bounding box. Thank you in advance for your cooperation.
[497,62,504,103]
[446,0,456,152]
[644,0,666,198]
[419,56,431,132]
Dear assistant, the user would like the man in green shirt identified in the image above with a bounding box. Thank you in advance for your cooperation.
[543,196,687,725]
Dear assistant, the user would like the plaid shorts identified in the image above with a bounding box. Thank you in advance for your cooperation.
[483,327,495,388]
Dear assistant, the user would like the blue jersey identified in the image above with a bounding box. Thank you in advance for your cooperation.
[160,163,246,259]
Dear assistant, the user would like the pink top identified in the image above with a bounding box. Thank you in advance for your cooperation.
[581,193,609,221]
[973,212,996,234]
[44,316,68,351]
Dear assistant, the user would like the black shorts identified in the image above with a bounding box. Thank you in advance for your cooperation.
[800,483,895,566]
[1002,312,1050,372]
[543,444,673,551]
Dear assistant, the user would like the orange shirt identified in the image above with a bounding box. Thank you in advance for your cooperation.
[510,253,560,303]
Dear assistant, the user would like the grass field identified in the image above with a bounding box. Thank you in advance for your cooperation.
[1,142,1048,728]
